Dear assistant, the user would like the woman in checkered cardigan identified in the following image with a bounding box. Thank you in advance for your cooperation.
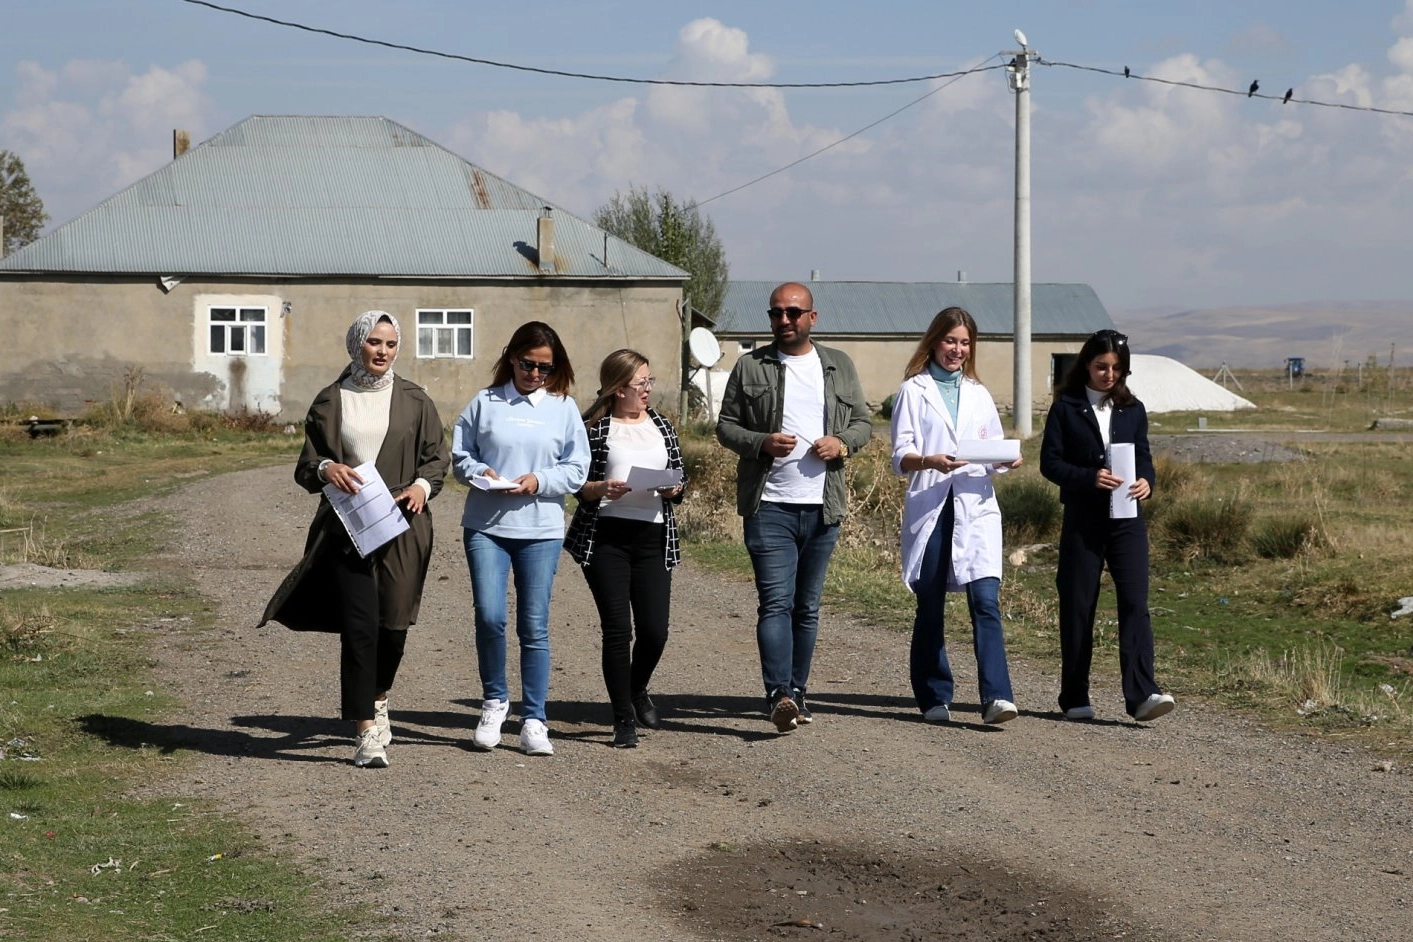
[566,349,687,749]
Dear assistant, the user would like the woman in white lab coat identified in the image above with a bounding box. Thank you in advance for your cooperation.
[890,307,1022,726]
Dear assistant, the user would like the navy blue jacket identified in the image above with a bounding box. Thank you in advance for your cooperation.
[1039,391,1155,509]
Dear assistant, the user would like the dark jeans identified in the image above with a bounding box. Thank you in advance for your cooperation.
[909,494,1014,711]
[1055,505,1160,715]
[581,518,672,724]
[332,548,407,722]
[743,501,842,697]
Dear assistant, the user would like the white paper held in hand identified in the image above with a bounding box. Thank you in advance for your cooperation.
[624,466,683,491]
[1107,443,1138,519]
[322,461,410,557]
[470,475,518,491]
[953,439,1021,464]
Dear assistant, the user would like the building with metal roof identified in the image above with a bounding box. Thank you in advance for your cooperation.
[700,278,1115,413]
[1,115,687,418]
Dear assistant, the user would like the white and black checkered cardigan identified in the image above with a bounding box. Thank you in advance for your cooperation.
[565,408,686,569]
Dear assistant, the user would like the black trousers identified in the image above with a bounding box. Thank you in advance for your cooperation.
[331,548,408,722]
[581,518,672,724]
[1055,504,1160,716]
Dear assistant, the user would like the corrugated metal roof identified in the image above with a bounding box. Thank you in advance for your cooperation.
[717,280,1113,337]
[0,115,687,280]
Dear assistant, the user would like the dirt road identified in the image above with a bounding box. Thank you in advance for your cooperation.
[131,464,1410,941]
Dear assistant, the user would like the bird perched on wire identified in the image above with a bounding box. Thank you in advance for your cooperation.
[1248,79,1260,97]
[1283,88,1293,104]
[1123,66,1131,78]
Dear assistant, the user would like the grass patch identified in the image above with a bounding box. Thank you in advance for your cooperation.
[0,430,361,941]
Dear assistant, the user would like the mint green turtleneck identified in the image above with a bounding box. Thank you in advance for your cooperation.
[927,360,962,425]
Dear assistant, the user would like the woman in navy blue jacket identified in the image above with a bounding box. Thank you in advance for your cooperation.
[1039,329,1175,722]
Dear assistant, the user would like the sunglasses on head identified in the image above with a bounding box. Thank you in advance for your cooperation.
[767,306,810,320]
[515,357,556,375]
[1093,328,1128,345]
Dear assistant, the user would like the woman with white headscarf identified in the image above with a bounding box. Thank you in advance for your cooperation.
[262,310,448,768]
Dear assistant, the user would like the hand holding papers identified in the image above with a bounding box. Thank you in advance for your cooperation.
[470,475,518,491]
[1107,443,1138,519]
[322,461,409,557]
[954,439,1022,464]
[624,466,683,492]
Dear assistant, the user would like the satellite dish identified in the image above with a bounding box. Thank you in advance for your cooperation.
[1013,28,1028,49]
[689,327,722,368]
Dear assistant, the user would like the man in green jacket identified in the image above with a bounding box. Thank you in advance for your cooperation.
[716,281,874,733]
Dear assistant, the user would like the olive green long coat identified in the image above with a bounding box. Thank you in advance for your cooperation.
[259,372,449,633]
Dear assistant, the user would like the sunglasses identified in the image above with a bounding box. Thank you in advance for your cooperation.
[767,306,811,320]
[1093,329,1128,345]
[515,358,556,375]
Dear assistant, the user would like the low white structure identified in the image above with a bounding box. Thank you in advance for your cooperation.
[1127,354,1255,413]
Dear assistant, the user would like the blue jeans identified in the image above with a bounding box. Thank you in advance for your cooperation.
[743,502,841,697]
[463,530,562,722]
[909,496,1014,711]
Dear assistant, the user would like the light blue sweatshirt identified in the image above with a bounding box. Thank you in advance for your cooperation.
[452,383,590,539]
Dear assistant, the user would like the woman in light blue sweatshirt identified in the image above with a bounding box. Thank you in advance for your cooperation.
[452,321,589,757]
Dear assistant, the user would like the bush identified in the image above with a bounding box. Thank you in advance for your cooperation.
[1156,493,1252,563]
[996,474,1060,543]
[1251,514,1328,559]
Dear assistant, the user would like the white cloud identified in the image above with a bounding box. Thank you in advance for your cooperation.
[1,59,217,226]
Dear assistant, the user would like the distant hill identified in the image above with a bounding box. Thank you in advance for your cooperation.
[1111,301,1413,369]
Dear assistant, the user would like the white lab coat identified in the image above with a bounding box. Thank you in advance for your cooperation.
[890,372,1009,592]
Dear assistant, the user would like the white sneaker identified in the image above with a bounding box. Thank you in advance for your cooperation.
[982,699,1019,725]
[923,704,952,724]
[473,698,509,751]
[353,727,388,768]
[1063,704,1096,721]
[520,718,554,756]
[1134,693,1176,722]
[373,698,392,747]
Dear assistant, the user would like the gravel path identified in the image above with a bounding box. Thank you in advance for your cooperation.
[129,464,1411,941]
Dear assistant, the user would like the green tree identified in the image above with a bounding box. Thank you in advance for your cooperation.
[594,186,728,321]
[1,150,49,257]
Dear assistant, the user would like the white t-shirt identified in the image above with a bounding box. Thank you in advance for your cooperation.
[599,417,668,523]
[1085,385,1113,447]
[762,347,826,504]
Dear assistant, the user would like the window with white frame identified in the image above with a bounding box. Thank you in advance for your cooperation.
[208,307,267,355]
[417,309,474,358]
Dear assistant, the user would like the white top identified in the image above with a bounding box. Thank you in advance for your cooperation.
[338,379,393,465]
[763,347,826,504]
[599,418,668,523]
[1086,385,1113,447]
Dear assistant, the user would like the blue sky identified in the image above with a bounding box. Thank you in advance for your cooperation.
[4,1,1413,314]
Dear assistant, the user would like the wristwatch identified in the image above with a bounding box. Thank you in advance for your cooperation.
[838,442,849,459]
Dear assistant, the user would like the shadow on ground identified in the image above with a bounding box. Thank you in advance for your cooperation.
[662,839,1154,941]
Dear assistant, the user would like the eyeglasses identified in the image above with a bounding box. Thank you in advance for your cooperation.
[767,306,811,320]
[515,358,556,375]
[628,377,656,390]
[1093,329,1128,346]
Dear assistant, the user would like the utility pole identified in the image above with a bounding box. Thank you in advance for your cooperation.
[1006,33,1037,437]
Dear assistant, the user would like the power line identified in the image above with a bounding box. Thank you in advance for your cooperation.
[179,0,986,89]
[1044,59,1413,118]
[697,57,1003,207]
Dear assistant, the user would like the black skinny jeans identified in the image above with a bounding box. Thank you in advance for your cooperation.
[331,548,408,722]
[581,517,672,724]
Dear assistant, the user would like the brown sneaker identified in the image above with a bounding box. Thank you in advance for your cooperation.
[768,689,799,733]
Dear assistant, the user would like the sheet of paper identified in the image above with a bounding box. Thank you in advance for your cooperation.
[624,466,683,491]
[322,461,410,557]
[1107,443,1138,519]
[470,475,519,491]
[954,439,1021,464]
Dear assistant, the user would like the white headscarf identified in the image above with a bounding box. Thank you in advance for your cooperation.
[345,310,400,390]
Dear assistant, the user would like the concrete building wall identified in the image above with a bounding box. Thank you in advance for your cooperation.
[0,276,683,421]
